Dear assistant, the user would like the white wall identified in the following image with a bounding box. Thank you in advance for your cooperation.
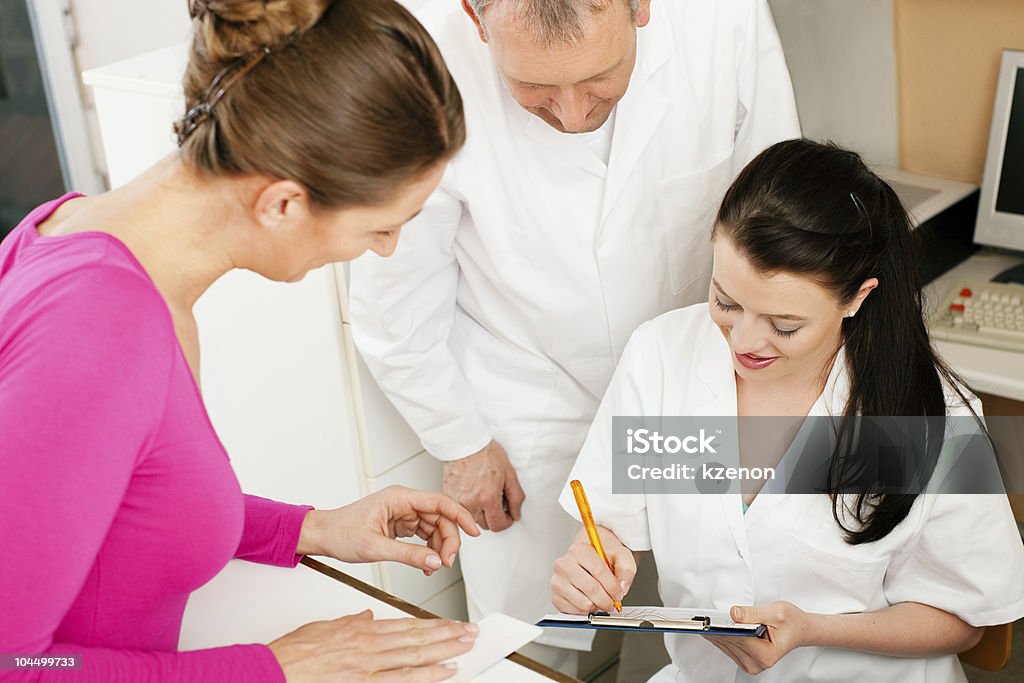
[67,0,899,182]
[70,0,426,73]
[769,0,899,167]
[71,0,190,74]
[67,0,424,182]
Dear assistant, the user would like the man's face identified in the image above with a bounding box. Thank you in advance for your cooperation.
[473,1,649,134]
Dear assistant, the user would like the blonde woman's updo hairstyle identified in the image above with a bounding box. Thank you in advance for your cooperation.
[175,0,465,207]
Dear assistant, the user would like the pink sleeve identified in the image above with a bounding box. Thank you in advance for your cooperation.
[236,495,314,567]
[0,266,284,682]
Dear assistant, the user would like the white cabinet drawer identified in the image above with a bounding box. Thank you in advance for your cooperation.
[195,266,365,510]
[355,353,424,476]
[83,43,187,188]
[90,87,180,186]
[181,560,377,649]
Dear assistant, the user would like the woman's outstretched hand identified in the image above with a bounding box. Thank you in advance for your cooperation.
[297,486,480,575]
[269,610,477,682]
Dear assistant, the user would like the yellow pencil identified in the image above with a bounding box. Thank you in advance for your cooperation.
[569,479,622,612]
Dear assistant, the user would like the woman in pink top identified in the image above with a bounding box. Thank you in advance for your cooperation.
[0,1,478,681]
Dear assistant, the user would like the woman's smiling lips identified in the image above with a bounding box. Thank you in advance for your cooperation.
[735,352,779,370]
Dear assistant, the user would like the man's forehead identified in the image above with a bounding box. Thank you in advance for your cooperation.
[503,50,628,89]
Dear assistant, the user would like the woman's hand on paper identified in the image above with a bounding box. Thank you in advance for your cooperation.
[703,601,811,675]
[269,610,477,683]
[298,486,480,576]
[551,525,636,614]
[442,439,525,532]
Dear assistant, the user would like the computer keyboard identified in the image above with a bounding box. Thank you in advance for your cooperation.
[930,279,1024,352]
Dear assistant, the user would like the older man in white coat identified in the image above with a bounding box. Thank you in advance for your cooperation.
[350,0,800,672]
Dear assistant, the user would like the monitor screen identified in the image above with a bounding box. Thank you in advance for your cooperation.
[975,50,1024,253]
[994,67,1024,216]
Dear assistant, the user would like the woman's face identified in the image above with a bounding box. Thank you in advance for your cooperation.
[708,234,855,387]
[258,162,446,282]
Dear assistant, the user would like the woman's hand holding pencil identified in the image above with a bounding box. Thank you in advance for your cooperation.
[551,480,637,615]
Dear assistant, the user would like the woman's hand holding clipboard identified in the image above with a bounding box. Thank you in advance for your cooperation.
[550,480,767,639]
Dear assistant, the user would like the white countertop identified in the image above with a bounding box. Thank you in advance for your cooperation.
[180,560,555,682]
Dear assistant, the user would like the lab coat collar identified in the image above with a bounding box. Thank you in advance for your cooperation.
[690,322,737,416]
[743,350,851,530]
[523,109,608,178]
[685,324,754,563]
[600,13,672,223]
[692,326,853,538]
[690,335,852,417]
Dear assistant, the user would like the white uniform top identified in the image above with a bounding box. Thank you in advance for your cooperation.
[349,0,800,640]
[350,0,801,463]
[578,107,618,166]
[561,304,1024,683]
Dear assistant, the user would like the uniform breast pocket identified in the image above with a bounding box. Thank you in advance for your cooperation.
[779,532,889,615]
[657,154,735,296]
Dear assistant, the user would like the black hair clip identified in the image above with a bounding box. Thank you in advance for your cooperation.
[850,192,873,240]
[177,102,213,146]
[175,45,272,147]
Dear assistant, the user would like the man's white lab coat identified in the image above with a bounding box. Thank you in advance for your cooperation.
[350,0,801,644]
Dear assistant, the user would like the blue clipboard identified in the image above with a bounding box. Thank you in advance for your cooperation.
[537,607,767,638]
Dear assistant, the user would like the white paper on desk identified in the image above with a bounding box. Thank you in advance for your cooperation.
[445,613,543,683]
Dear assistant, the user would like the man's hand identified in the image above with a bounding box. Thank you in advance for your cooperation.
[442,440,525,532]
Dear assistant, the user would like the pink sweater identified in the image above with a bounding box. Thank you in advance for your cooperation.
[0,195,312,681]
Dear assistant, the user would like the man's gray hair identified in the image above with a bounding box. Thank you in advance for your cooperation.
[467,0,641,47]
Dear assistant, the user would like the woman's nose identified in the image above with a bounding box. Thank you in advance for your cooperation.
[727,315,764,354]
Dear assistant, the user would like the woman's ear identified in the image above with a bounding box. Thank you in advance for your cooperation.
[253,180,311,233]
[848,277,879,316]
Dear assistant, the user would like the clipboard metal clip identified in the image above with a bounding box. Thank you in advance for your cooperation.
[589,612,713,631]
[634,616,713,630]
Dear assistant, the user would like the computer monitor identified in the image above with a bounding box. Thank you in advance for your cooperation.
[975,49,1024,261]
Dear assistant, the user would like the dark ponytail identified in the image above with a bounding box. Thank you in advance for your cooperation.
[715,139,979,544]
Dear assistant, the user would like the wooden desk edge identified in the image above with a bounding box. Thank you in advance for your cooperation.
[300,557,581,683]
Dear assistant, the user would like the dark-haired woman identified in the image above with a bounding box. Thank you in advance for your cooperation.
[0,1,479,681]
[550,139,1024,682]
